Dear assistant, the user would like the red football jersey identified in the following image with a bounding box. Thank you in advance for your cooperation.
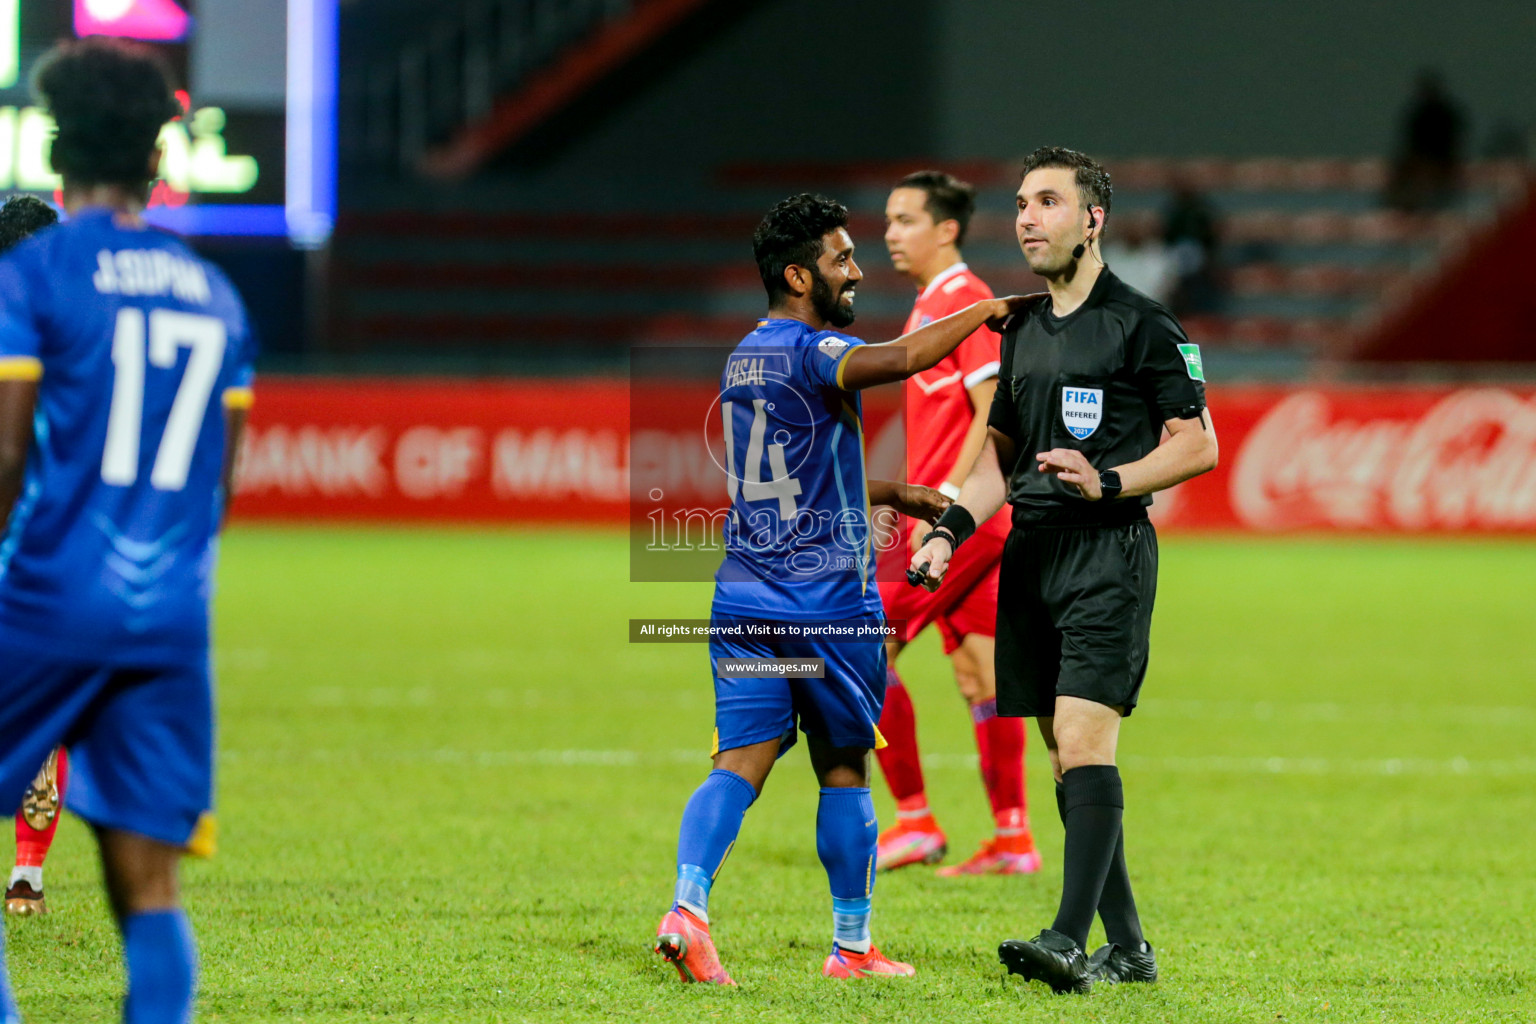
[901,263,1011,541]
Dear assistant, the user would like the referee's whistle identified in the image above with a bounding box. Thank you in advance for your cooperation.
[905,562,930,587]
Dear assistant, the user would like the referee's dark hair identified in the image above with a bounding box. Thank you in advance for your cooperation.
[1019,146,1113,216]
[752,193,850,301]
[33,38,180,189]
[0,196,58,253]
[895,170,978,247]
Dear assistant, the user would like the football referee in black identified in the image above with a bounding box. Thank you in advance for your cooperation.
[909,147,1218,993]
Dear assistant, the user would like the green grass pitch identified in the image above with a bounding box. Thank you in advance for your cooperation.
[6,527,1534,1022]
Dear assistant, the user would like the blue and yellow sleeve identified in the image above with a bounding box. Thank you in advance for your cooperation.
[0,253,43,373]
[0,356,41,381]
[833,347,860,390]
[222,386,254,410]
[804,332,866,391]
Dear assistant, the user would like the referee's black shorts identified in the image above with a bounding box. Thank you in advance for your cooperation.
[994,519,1158,718]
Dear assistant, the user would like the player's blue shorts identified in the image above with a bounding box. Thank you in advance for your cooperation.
[709,612,888,756]
[0,635,215,855]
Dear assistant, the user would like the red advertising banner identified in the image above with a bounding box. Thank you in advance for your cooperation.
[1154,386,1536,532]
[234,378,1536,533]
[234,378,629,523]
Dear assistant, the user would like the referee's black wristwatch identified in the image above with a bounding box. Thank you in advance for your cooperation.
[1097,468,1123,501]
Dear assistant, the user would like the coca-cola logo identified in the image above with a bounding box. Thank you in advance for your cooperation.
[1232,389,1536,530]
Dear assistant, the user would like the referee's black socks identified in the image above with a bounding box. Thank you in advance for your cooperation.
[1053,775,1147,950]
[1052,764,1143,951]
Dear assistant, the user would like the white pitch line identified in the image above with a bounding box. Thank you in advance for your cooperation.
[217,748,1536,776]
[278,688,1536,726]
[1140,699,1535,726]
[1119,754,1536,776]
[290,686,702,709]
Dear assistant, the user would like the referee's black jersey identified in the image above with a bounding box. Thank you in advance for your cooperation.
[987,268,1207,526]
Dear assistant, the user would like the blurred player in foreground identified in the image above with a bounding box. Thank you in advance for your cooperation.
[875,171,1038,877]
[911,147,1217,993]
[7,747,65,916]
[0,196,67,919]
[0,39,254,1021]
[653,194,1031,983]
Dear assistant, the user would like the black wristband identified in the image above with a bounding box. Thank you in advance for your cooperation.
[921,528,956,550]
[926,504,977,551]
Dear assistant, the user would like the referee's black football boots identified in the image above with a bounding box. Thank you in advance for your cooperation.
[998,930,1092,994]
[1087,941,1158,984]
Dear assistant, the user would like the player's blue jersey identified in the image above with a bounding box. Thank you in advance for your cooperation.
[712,317,882,622]
[0,208,254,663]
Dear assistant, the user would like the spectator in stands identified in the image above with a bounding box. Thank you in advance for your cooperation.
[1161,179,1220,314]
[1385,70,1467,212]
[1102,214,1177,305]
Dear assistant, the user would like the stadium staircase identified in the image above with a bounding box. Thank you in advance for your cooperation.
[340,0,759,178]
[327,159,1528,375]
[1343,176,1536,365]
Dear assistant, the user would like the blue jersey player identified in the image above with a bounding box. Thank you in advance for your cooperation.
[653,194,1029,983]
[0,195,71,922]
[0,40,253,1023]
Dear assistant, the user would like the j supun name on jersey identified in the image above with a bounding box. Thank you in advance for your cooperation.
[92,249,212,306]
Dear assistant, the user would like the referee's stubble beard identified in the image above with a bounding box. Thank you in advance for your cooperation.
[1016,167,1100,284]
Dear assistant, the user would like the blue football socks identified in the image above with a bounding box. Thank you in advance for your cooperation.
[123,909,198,1024]
[674,768,757,922]
[0,923,19,1024]
[816,787,877,953]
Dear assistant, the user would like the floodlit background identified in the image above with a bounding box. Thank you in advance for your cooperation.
[6,1,1535,1021]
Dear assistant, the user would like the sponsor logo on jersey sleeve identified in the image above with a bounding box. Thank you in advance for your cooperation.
[817,337,850,359]
[1177,343,1205,381]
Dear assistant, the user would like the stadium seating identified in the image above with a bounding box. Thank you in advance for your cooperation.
[327,159,1526,373]
[341,0,764,177]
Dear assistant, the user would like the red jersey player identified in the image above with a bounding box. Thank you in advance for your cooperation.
[875,172,1038,875]
[8,749,67,915]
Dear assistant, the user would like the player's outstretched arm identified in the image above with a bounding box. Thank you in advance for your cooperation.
[838,295,1037,391]
[907,429,1013,591]
[867,480,951,524]
[0,379,37,528]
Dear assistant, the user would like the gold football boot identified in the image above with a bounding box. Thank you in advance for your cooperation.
[20,749,61,832]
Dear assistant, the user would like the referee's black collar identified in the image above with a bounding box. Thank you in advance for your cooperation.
[1038,267,1116,335]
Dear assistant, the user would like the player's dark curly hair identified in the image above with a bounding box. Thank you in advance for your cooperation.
[0,196,58,253]
[33,38,180,189]
[752,193,850,301]
[895,170,977,246]
[1019,146,1113,215]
